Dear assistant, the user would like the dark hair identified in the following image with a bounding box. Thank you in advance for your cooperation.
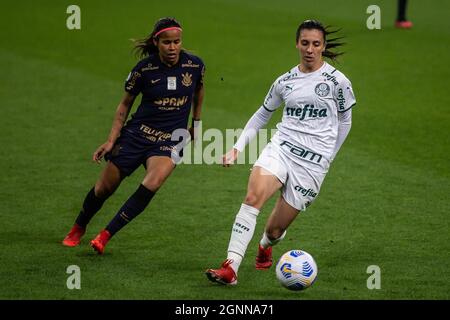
[133,17,182,58]
[296,19,344,61]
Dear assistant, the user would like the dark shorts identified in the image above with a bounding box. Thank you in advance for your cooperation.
[105,131,181,177]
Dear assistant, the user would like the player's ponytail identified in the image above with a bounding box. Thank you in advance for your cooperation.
[133,17,182,58]
[296,20,345,61]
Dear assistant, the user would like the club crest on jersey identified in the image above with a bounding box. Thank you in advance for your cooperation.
[181,72,193,87]
[315,83,330,97]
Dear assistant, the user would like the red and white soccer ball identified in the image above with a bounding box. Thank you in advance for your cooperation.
[275,250,318,291]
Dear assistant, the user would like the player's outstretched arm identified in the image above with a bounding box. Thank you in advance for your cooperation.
[330,109,352,162]
[93,92,136,163]
[221,105,274,167]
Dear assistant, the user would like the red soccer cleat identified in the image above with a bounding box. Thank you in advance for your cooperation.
[62,224,86,247]
[395,20,413,29]
[205,259,237,285]
[90,229,111,255]
[255,244,273,270]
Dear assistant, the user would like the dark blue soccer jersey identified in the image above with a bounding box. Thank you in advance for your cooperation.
[123,51,205,145]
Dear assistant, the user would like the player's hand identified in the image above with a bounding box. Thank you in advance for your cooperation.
[222,148,239,167]
[93,141,114,164]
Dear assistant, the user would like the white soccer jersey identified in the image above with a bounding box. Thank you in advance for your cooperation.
[263,62,356,173]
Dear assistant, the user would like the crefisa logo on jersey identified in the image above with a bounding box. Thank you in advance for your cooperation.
[294,185,317,198]
[336,88,346,110]
[315,83,330,97]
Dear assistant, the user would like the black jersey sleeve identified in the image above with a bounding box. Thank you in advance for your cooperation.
[124,63,143,96]
[190,54,205,86]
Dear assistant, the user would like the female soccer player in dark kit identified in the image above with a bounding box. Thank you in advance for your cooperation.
[206,20,356,285]
[62,17,205,254]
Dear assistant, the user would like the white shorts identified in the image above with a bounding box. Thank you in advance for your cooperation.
[254,142,326,211]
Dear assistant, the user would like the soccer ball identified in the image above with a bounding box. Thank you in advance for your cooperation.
[275,250,318,291]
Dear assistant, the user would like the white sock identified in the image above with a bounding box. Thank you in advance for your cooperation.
[227,203,260,273]
[260,230,287,249]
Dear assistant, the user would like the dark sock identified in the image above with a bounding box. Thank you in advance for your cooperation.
[105,184,155,236]
[397,0,408,21]
[75,187,107,228]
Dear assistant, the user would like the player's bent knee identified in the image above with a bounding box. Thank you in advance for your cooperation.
[142,177,165,192]
[243,192,263,208]
[94,182,116,199]
[94,187,110,199]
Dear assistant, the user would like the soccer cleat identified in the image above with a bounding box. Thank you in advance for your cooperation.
[90,229,111,255]
[255,245,273,270]
[62,224,86,247]
[205,259,237,285]
[395,20,413,29]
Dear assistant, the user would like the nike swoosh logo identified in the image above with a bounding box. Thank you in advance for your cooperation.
[151,79,161,84]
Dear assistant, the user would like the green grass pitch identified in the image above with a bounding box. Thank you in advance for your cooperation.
[0,0,449,300]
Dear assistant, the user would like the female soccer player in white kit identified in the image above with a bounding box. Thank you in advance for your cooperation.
[206,20,356,285]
